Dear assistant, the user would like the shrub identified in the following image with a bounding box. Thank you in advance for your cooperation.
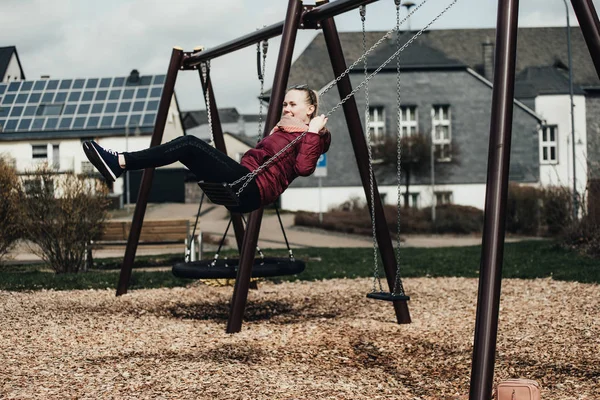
[561,217,600,258]
[21,165,110,273]
[506,184,543,235]
[0,158,23,264]
[433,204,484,234]
[294,203,482,236]
[543,186,573,236]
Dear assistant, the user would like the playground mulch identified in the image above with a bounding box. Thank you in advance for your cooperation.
[1,277,598,399]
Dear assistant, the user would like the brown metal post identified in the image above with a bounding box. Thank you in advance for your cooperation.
[197,62,245,251]
[320,6,410,324]
[469,0,519,399]
[226,0,304,333]
[570,0,600,78]
[116,47,184,296]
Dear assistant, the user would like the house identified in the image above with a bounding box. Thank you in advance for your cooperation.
[0,69,186,204]
[278,27,599,214]
[182,108,263,140]
[0,46,26,83]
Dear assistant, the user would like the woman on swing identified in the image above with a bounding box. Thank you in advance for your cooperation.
[83,85,330,213]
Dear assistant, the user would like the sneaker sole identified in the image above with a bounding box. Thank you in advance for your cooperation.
[83,142,117,182]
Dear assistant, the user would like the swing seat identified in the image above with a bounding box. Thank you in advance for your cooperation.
[198,181,240,207]
[172,257,306,279]
[366,292,410,302]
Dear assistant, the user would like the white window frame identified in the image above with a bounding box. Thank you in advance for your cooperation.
[432,105,452,162]
[368,106,386,162]
[435,191,453,205]
[399,105,418,137]
[32,144,48,160]
[81,161,95,174]
[540,125,558,164]
[401,192,420,208]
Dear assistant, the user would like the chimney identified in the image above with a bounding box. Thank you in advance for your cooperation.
[482,38,494,81]
[127,69,141,85]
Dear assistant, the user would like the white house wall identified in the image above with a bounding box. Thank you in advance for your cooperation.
[0,95,184,199]
[535,94,588,196]
[281,183,488,212]
[2,53,23,82]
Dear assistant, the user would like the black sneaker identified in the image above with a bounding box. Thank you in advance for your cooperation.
[82,140,123,182]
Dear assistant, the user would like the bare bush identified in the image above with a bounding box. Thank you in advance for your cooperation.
[294,203,482,235]
[543,186,573,236]
[0,158,23,264]
[21,165,110,273]
[561,217,600,258]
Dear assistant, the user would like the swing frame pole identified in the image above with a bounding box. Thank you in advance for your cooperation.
[116,47,183,296]
[470,0,600,398]
[197,61,246,251]
[319,0,411,324]
[226,0,304,334]
[469,0,519,397]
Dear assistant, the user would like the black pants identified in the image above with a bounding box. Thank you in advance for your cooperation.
[123,135,261,213]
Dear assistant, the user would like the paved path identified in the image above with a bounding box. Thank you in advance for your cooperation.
[7,203,535,263]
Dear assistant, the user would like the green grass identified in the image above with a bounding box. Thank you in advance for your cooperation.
[1,240,598,292]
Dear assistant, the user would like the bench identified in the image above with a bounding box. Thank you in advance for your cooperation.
[85,219,201,269]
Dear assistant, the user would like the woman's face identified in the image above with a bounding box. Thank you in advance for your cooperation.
[282,89,315,124]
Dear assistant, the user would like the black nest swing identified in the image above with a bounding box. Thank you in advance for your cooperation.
[173,256,305,280]
[172,190,304,281]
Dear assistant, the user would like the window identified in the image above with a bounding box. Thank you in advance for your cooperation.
[540,125,558,164]
[399,105,418,137]
[368,106,386,161]
[23,178,54,196]
[435,191,453,205]
[400,192,420,208]
[81,161,95,173]
[32,144,48,159]
[432,105,452,161]
[52,144,60,169]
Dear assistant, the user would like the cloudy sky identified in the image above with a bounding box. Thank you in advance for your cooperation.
[1,0,595,114]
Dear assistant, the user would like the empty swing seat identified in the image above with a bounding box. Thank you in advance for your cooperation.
[366,292,410,302]
[172,257,306,280]
[198,181,240,208]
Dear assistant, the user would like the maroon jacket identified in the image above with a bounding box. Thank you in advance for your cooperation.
[240,115,331,206]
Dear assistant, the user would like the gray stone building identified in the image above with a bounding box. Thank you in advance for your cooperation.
[278,27,599,213]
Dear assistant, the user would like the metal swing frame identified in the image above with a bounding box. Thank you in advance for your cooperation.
[112,0,600,398]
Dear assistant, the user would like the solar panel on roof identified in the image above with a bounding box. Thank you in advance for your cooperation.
[0,74,165,133]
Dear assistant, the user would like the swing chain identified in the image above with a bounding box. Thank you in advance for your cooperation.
[230,0,459,197]
[200,61,214,145]
[360,6,383,294]
[257,37,269,140]
[394,0,406,296]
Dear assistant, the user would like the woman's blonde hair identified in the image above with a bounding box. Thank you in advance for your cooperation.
[288,84,319,119]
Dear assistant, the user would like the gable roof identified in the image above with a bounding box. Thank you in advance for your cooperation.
[368,33,466,71]
[0,46,25,80]
[0,71,167,141]
[286,27,599,92]
[515,65,586,98]
[182,107,240,129]
[227,131,260,147]
[182,108,262,129]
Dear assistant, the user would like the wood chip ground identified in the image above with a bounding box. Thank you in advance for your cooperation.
[1,277,598,399]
